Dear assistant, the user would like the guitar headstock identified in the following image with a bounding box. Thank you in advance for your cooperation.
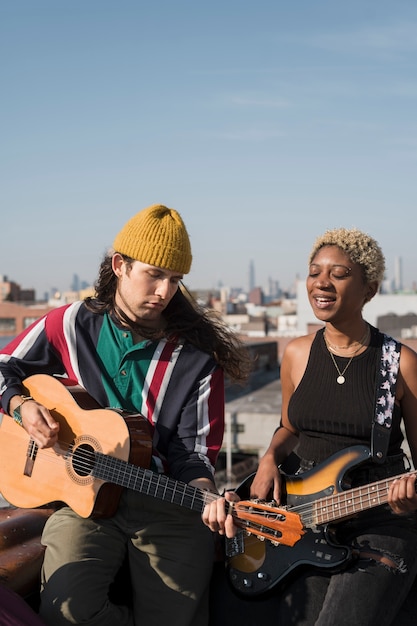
[232,500,305,546]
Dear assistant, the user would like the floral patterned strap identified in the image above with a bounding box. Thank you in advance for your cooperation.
[371,334,401,463]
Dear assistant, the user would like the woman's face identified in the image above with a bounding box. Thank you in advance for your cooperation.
[307,245,376,324]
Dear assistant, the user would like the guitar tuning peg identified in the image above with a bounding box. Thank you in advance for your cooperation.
[258,536,265,542]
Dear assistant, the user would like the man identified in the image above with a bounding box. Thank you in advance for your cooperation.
[0,204,250,626]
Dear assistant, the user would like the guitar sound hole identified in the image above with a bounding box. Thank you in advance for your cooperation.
[72,444,96,477]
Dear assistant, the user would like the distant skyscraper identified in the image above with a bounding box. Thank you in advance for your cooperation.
[71,273,80,292]
[249,259,255,292]
[394,257,403,292]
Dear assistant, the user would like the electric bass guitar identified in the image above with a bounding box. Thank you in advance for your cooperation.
[226,446,416,597]
[0,374,304,543]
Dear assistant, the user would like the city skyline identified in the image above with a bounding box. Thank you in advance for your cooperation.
[2,252,413,303]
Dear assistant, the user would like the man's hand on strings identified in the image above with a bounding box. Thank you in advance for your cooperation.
[202,490,240,538]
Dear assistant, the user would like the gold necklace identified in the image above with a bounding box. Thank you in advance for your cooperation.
[325,325,370,384]
[325,326,369,355]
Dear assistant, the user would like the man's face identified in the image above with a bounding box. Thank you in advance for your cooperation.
[112,254,183,327]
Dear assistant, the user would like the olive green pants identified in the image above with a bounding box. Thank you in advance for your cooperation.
[39,489,215,626]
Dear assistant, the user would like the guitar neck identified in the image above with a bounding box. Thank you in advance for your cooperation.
[312,470,417,525]
[94,452,211,513]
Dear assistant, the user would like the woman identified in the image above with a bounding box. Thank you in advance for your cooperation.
[205,227,417,626]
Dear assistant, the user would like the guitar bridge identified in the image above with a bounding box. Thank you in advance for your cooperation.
[24,439,38,477]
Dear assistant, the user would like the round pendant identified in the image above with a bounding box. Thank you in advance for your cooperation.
[337,375,345,384]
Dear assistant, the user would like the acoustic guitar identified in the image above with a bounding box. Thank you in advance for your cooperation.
[226,446,416,597]
[0,374,304,542]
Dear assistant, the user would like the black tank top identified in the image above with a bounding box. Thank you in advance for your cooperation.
[288,326,404,465]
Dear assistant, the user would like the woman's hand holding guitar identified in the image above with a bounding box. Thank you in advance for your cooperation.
[250,451,283,503]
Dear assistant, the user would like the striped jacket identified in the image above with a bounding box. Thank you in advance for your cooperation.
[0,301,225,484]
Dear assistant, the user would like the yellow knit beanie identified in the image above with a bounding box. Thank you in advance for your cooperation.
[113,204,192,274]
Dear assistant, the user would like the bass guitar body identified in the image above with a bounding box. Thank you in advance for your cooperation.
[226,446,371,597]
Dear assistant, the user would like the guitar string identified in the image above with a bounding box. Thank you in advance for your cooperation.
[9,431,218,507]
[7,449,409,537]
[20,428,414,514]
[14,431,411,514]
[262,472,417,525]
[9,430,416,532]
[233,471,417,528]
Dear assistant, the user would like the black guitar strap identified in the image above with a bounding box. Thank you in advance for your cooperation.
[371,334,401,464]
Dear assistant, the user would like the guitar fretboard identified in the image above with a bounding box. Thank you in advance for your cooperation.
[93,451,209,513]
[300,472,417,526]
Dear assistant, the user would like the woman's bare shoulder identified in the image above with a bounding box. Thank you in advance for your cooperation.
[281,332,318,391]
[283,332,317,359]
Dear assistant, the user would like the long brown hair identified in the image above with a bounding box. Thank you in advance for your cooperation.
[84,253,252,384]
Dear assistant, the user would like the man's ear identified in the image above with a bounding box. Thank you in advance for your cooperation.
[112,253,124,277]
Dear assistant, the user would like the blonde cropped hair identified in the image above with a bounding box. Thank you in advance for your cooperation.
[309,227,385,286]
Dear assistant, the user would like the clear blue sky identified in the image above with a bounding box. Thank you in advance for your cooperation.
[2,0,417,298]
